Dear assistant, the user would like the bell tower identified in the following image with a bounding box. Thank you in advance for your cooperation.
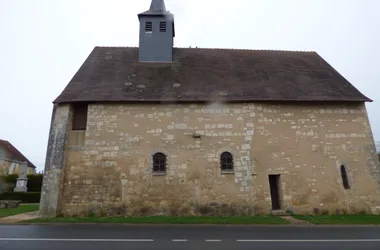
[138,0,175,62]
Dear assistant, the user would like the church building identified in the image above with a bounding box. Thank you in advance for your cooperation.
[39,0,380,217]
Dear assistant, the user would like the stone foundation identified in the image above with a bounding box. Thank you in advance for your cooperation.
[0,200,21,209]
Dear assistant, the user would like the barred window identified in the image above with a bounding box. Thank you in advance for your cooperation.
[220,152,234,171]
[153,153,166,173]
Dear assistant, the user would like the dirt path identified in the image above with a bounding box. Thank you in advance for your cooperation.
[0,211,39,223]
[280,216,312,225]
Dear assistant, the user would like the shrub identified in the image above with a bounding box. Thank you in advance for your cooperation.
[0,192,41,203]
[2,183,15,193]
[0,176,4,193]
[335,208,341,215]
[27,174,44,192]
[139,206,152,216]
[179,206,190,216]
[1,173,43,192]
[321,209,329,216]
[313,208,320,215]
[285,207,295,215]
[3,174,18,185]
[169,207,180,216]
[99,208,107,217]
[0,175,16,192]
[88,210,96,217]
[198,205,213,215]
[358,209,367,215]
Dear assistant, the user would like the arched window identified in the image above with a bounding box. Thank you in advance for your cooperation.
[340,165,350,190]
[153,153,166,173]
[220,152,234,171]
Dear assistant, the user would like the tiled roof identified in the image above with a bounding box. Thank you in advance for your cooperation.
[0,140,36,169]
[53,47,371,104]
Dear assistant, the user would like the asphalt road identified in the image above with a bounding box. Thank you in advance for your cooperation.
[1,224,380,250]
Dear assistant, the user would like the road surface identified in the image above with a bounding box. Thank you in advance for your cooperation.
[1,224,380,250]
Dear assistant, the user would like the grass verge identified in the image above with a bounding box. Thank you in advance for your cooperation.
[0,205,39,218]
[293,215,380,225]
[25,216,289,224]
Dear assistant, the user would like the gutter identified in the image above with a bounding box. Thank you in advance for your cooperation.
[0,157,27,165]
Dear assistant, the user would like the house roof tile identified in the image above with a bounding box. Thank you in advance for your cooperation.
[0,140,36,169]
[53,47,371,104]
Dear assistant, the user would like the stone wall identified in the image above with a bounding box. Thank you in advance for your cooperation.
[48,102,380,216]
[0,160,10,176]
[248,102,380,215]
[39,104,71,217]
[0,160,35,176]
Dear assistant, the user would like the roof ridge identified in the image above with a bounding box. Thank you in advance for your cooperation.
[176,47,316,53]
[94,46,316,53]
[95,46,138,48]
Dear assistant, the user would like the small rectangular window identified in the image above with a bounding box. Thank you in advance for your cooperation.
[72,103,88,131]
[145,21,152,32]
[160,22,167,32]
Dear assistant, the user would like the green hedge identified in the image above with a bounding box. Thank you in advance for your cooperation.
[0,176,4,193]
[27,174,44,192]
[0,192,41,203]
[1,174,43,192]
[3,174,18,185]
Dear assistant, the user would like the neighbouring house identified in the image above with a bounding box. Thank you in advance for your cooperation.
[39,0,380,217]
[0,140,37,176]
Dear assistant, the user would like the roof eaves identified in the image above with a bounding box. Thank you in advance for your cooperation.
[312,52,372,102]
[54,98,370,104]
[0,139,36,169]
[52,46,99,104]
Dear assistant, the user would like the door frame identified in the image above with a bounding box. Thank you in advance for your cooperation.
[268,174,283,210]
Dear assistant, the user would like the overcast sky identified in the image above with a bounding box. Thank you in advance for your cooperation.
[0,0,379,172]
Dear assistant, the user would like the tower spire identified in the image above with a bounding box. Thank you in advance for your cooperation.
[138,0,171,17]
[150,0,166,12]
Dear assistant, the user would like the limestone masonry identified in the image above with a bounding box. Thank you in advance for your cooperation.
[40,102,380,217]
